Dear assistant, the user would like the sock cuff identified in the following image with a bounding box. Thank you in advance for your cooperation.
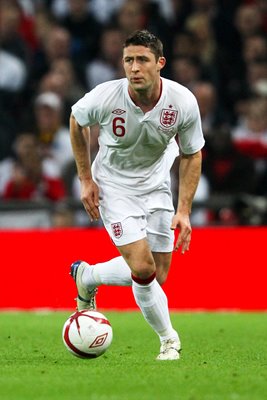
[131,272,156,285]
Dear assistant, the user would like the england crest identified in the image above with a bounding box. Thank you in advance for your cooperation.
[160,109,178,128]
[111,222,123,238]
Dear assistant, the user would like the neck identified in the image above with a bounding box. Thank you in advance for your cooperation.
[128,79,162,113]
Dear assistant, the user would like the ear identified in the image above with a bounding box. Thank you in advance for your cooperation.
[157,57,166,71]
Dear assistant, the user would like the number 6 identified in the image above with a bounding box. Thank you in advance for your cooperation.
[112,117,126,137]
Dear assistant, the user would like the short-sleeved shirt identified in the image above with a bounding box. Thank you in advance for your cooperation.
[72,77,205,195]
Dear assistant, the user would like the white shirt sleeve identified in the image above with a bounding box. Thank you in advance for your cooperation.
[177,94,205,154]
[71,91,99,127]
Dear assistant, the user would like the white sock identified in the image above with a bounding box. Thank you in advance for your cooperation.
[132,278,178,342]
[82,256,132,289]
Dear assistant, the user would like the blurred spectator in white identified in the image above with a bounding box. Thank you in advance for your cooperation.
[33,91,73,173]
[17,0,35,16]
[0,1,29,160]
[0,49,26,92]
[85,27,124,90]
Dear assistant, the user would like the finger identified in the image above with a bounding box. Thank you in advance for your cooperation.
[170,222,177,230]
[94,191,100,208]
[88,206,100,221]
[173,234,183,251]
[174,232,191,253]
[181,234,191,254]
[91,206,100,221]
[82,200,97,221]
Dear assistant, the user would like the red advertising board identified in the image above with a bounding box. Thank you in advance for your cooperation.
[1,227,266,310]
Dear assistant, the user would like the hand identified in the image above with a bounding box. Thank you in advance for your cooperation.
[171,212,192,254]
[80,178,100,221]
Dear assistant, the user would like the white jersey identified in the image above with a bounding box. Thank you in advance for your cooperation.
[71,77,205,194]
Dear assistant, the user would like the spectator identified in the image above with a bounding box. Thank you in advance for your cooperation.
[242,33,267,63]
[170,56,203,89]
[85,27,124,90]
[246,58,267,93]
[185,12,217,68]
[203,126,258,224]
[55,0,103,72]
[0,133,66,201]
[31,25,72,86]
[33,91,73,173]
[191,81,229,137]
[234,4,264,39]
[231,96,267,161]
[204,126,257,195]
[38,58,85,124]
[113,0,173,65]
[0,0,31,63]
[172,30,199,59]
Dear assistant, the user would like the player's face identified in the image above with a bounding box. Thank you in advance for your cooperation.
[122,45,166,92]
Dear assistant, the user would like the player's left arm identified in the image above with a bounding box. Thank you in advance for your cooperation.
[171,150,202,253]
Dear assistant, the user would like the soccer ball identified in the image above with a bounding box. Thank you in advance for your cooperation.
[62,310,113,358]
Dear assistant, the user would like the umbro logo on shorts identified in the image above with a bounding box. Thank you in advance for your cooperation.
[111,222,123,238]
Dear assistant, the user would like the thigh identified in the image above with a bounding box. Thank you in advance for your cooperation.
[117,238,155,278]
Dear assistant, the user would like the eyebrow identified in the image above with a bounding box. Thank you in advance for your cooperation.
[124,55,151,61]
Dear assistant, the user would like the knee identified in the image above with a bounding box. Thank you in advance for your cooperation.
[131,259,156,280]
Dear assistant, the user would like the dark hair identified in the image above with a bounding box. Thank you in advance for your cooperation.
[123,30,164,60]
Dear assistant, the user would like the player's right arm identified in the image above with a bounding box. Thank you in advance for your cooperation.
[69,113,100,221]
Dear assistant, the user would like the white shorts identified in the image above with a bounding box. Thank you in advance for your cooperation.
[99,182,175,252]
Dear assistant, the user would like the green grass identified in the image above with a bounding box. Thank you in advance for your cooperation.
[0,311,266,400]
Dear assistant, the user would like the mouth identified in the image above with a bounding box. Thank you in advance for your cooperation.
[131,77,143,83]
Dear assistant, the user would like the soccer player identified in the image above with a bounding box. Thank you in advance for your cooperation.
[69,30,205,360]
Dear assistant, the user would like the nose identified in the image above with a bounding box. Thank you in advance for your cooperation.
[131,60,139,72]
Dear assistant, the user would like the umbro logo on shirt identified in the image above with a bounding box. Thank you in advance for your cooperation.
[112,109,126,115]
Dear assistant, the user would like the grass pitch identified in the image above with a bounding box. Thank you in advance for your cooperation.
[0,311,266,400]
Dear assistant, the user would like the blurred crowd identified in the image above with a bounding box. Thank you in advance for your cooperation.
[0,0,267,228]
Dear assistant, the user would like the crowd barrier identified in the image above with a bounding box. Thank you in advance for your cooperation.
[1,227,266,311]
